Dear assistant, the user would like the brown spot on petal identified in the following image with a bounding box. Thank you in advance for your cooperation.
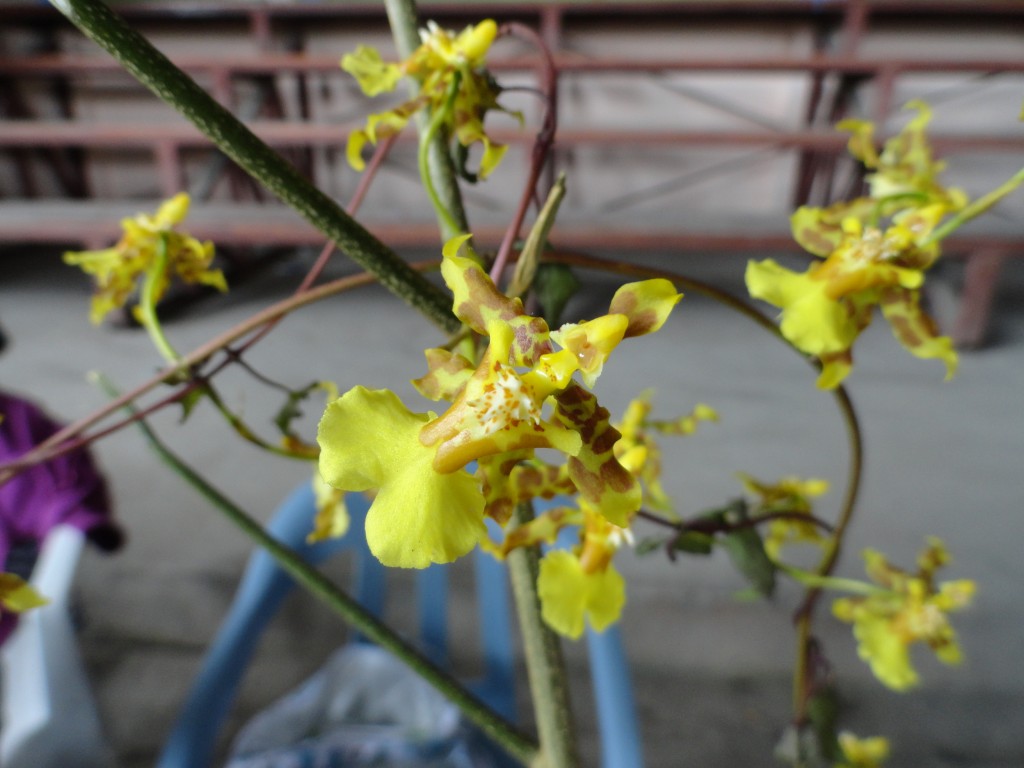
[609,290,637,316]
[487,499,512,525]
[799,227,837,255]
[600,459,634,493]
[591,425,621,456]
[625,309,657,338]
[568,456,602,498]
[889,314,922,347]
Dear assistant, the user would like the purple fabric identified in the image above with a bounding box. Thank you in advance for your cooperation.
[0,391,121,643]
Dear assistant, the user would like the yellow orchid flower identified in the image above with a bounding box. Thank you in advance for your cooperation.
[0,572,48,615]
[537,507,628,639]
[747,101,983,387]
[341,19,514,178]
[440,236,680,526]
[838,100,967,212]
[613,391,717,513]
[317,237,681,569]
[747,205,956,388]
[739,473,829,558]
[832,538,974,691]
[64,193,225,324]
[836,732,890,768]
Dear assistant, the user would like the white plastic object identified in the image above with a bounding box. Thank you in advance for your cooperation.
[0,524,114,768]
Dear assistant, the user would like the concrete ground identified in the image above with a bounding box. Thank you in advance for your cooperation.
[2,243,1023,767]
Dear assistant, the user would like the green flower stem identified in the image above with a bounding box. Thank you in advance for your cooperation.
[94,373,538,767]
[418,73,465,238]
[138,233,181,366]
[384,0,471,242]
[776,562,885,598]
[48,0,458,335]
[201,383,316,461]
[925,166,1024,245]
[507,502,580,768]
[137,235,314,462]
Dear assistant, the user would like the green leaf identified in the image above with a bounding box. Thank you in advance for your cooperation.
[672,531,714,555]
[177,387,205,423]
[533,264,580,327]
[807,684,842,761]
[273,381,321,439]
[635,536,669,556]
[719,500,777,597]
[509,174,567,300]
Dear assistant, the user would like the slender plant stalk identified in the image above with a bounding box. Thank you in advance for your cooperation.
[489,22,559,286]
[95,374,538,766]
[507,503,580,768]
[47,0,458,334]
[234,132,400,357]
[0,261,437,483]
[924,166,1024,245]
[417,74,465,237]
[137,233,180,365]
[384,0,471,242]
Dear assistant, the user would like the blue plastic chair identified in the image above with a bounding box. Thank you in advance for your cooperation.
[157,483,643,767]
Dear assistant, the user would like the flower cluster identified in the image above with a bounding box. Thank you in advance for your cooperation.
[317,235,681,636]
[746,102,961,388]
[64,193,225,324]
[615,391,718,514]
[833,537,975,691]
[341,19,515,179]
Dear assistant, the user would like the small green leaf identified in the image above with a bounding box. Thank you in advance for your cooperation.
[533,264,580,327]
[273,381,321,439]
[807,684,842,761]
[509,174,567,299]
[719,500,777,597]
[672,531,714,555]
[177,388,205,423]
[635,536,669,556]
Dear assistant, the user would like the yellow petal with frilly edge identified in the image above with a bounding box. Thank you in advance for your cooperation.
[317,386,485,568]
